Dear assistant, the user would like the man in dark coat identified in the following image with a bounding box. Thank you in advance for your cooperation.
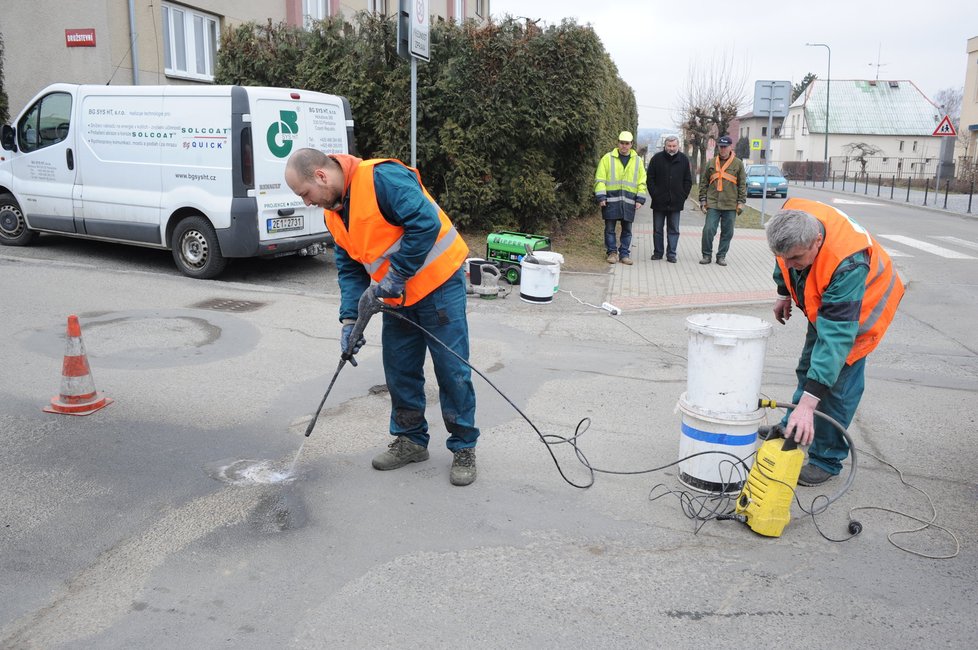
[646,135,692,262]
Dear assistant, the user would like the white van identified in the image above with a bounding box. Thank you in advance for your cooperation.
[0,84,355,278]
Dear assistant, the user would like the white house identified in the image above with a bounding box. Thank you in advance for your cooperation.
[773,78,944,178]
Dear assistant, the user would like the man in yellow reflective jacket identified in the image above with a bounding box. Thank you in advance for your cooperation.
[594,130,647,265]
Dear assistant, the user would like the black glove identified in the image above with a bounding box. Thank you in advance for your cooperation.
[375,268,406,300]
[340,322,365,367]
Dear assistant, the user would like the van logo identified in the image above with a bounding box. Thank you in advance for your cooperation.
[267,110,299,158]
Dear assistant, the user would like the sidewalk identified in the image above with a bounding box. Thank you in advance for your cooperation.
[606,203,775,311]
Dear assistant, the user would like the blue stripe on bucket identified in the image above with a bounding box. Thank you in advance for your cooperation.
[681,422,757,446]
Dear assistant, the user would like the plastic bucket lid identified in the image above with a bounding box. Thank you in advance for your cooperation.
[685,313,772,340]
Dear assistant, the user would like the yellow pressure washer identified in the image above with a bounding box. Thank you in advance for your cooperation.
[734,423,804,537]
[731,400,858,538]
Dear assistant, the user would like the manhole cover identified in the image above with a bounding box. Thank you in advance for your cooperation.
[192,298,266,313]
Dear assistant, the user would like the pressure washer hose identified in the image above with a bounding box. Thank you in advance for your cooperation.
[758,398,857,513]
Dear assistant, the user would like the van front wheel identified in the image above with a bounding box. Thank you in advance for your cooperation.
[0,193,38,246]
[171,216,228,279]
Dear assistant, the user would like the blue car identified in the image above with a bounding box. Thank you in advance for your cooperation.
[746,165,788,198]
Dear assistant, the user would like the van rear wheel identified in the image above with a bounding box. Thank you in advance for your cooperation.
[0,193,38,246]
[171,215,228,279]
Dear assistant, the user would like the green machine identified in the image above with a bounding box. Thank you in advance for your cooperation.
[486,231,551,284]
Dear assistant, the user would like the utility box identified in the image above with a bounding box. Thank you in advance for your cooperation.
[486,231,550,284]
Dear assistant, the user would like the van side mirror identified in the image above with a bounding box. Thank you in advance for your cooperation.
[1,125,15,151]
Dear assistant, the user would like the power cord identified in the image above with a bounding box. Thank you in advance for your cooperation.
[377,304,959,556]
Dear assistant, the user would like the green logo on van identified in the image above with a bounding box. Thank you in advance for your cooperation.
[267,110,299,158]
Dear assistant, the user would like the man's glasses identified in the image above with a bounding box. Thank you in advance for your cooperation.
[618,141,632,145]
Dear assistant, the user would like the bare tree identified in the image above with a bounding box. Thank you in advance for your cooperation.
[934,86,963,124]
[844,142,883,176]
[676,51,747,179]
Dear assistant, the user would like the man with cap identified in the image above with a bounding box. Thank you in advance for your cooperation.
[594,131,647,264]
[698,135,746,266]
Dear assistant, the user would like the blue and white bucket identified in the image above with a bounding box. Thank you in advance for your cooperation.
[676,394,762,493]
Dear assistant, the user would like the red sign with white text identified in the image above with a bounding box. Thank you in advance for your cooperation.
[65,29,96,48]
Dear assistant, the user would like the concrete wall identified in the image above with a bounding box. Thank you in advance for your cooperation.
[954,35,978,175]
[1,0,289,120]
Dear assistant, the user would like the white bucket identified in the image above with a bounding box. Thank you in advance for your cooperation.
[519,252,562,303]
[677,395,762,493]
[533,251,563,292]
[685,313,772,415]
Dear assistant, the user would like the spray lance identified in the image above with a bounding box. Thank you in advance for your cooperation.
[303,285,394,437]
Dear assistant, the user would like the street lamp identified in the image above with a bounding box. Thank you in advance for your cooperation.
[806,42,831,178]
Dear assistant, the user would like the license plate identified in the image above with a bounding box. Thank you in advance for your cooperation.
[267,216,303,233]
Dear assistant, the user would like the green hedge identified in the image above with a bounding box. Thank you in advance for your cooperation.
[217,14,636,233]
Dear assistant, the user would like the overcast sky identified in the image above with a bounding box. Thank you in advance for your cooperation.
[489,0,976,129]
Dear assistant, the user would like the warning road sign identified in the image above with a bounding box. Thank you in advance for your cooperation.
[933,115,956,137]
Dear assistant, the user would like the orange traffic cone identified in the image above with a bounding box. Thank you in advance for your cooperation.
[43,314,113,416]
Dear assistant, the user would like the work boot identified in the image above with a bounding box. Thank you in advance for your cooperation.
[620,256,633,265]
[798,464,835,486]
[651,254,663,261]
[372,436,429,470]
[450,448,477,486]
[716,256,727,266]
[699,255,712,264]
[606,252,619,264]
[667,256,677,263]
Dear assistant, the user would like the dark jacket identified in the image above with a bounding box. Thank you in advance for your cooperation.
[646,150,692,212]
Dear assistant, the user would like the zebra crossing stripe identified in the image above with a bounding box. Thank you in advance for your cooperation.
[932,236,978,252]
[878,235,976,259]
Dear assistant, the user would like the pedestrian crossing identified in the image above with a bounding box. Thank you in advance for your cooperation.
[878,234,977,260]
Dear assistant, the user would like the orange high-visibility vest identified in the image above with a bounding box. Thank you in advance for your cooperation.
[325,159,468,307]
[709,155,738,191]
[776,198,904,364]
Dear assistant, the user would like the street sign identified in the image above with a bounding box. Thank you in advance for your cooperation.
[752,80,792,118]
[750,139,762,151]
[410,0,430,61]
[933,115,956,137]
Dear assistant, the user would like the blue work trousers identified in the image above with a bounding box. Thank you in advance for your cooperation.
[701,208,736,258]
[604,218,633,258]
[782,324,866,474]
[652,210,681,259]
[381,268,479,451]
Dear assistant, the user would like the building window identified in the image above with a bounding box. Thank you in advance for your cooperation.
[162,2,219,81]
[304,0,330,27]
[368,0,389,14]
[898,140,904,152]
[912,140,918,152]
[774,126,781,137]
[761,126,768,136]
[760,150,766,159]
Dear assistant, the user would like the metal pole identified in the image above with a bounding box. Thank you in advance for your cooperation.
[411,56,417,168]
[760,111,774,219]
[906,178,911,202]
[877,174,882,197]
[890,176,895,200]
[969,181,975,214]
[943,179,950,209]
[923,179,929,205]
